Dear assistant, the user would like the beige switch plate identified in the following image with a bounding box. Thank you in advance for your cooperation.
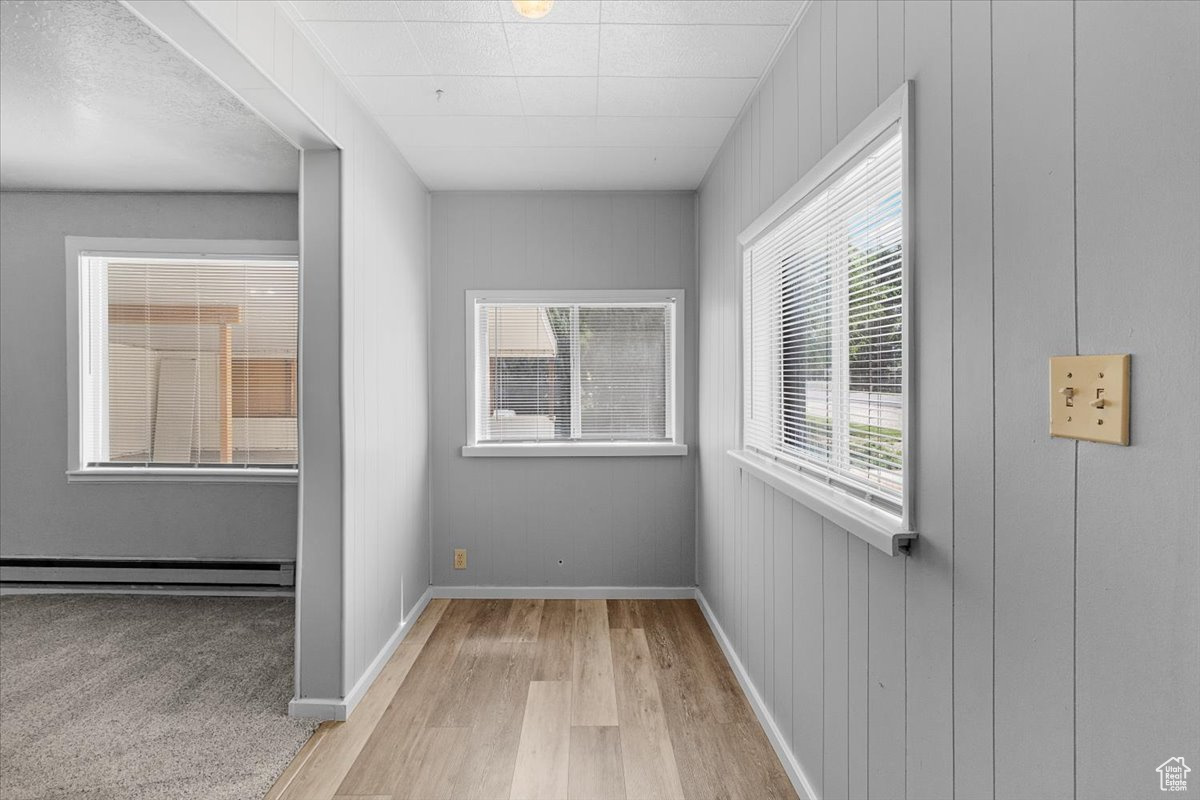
[1049,354,1130,445]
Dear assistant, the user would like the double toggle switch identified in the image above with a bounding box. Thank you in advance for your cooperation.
[1058,385,1107,409]
[1050,354,1131,445]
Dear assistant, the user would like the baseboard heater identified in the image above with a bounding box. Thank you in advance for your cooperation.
[0,557,295,588]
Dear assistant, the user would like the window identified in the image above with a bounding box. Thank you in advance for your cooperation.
[464,290,686,457]
[69,239,299,479]
[738,83,912,537]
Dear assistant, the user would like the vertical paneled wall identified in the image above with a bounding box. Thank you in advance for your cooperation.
[335,98,430,699]
[696,2,1200,799]
[1072,4,1200,797]
[429,192,697,588]
[188,0,432,703]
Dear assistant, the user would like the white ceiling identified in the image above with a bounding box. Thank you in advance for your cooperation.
[284,0,804,190]
[0,0,298,192]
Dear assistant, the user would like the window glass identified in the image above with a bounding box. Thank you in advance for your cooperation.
[744,128,904,512]
[475,299,675,444]
[81,257,299,467]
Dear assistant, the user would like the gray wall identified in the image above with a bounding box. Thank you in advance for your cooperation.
[297,150,344,702]
[174,0,433,712]
[0,191,299,560]
[337,120,430,697]
[430,191,697,588]
[696,2,1199,799]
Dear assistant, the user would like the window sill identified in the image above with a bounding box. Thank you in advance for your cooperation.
[462,442,688,458]
[727,449,915,556]
[66,468,298,484]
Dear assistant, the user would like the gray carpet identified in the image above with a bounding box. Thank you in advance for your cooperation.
[0,595,318,800]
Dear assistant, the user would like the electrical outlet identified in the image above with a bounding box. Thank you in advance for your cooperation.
[453,548,467,570]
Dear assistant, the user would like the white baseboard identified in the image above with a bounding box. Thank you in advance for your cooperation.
[341,586,433,716]
[430,585,696,600]
[288,585,433,721]
[286,696,345,721]
[695,589,819,800]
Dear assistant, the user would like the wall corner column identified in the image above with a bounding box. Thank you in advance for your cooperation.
[295,148,343,708]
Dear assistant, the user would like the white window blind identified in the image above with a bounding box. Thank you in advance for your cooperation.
[472,298,677,444]
[79,256,299,469]
[743,126,904,515]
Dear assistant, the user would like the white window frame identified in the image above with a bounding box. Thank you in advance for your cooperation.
[462,289,687,458]
[730,82,916,556]
[64,236,300,484]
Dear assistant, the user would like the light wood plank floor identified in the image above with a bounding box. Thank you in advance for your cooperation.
[268,599,798,800]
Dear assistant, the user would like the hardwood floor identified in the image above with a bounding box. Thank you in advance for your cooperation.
[267,599,798,800]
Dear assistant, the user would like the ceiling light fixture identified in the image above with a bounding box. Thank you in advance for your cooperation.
[512,0,554,20]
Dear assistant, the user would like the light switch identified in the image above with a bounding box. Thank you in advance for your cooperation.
[1049,354,1130,445]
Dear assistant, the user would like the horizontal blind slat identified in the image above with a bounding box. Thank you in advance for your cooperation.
[743,129,904,512]
[88,257,298,468]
